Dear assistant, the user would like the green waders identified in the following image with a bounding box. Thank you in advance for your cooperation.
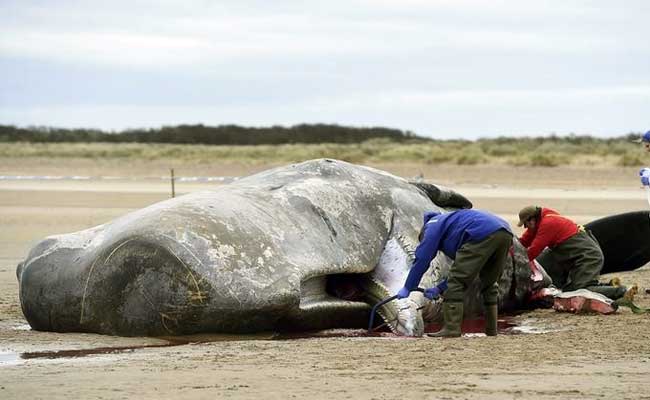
[541,230,625,299]
[429,229,513,337]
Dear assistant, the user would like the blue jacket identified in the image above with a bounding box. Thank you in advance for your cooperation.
[403,209,512,290]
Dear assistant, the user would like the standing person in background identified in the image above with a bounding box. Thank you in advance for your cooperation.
[633,129,649,203]
[517,206,635,301]
[635,130,650,152]
[640,168,650,190]
[396,209,513,338]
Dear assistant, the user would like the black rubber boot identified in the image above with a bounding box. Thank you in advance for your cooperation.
[485,304,498,336]
[586,285,627,300]
[427,302,463,338]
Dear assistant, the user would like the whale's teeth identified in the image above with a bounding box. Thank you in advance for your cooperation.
[375,309,398,334]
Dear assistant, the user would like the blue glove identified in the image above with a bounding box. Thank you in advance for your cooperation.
[640,168,650,187]
[423,287,441,300]
[424,279,449,300]
[396,287,411,299]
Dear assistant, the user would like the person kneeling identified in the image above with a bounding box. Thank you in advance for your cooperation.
[517,206,635,301]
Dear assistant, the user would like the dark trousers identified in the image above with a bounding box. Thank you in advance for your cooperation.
[543,230,603,291]
[445,229,513,305]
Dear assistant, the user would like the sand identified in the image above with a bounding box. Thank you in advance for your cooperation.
[1,161,650,400]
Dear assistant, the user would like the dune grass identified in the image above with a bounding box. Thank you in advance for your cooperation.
[0,138,647,167]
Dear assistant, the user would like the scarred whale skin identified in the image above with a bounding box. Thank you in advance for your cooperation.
[17,159,540,336]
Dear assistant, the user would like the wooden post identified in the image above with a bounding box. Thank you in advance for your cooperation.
[170,168,176,198]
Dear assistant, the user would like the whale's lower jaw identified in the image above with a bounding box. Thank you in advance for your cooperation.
[278,299,371,331]
[289,271,427,335]
[278,274,372,331]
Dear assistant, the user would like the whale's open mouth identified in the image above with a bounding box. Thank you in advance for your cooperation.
[299,274,368,308]
[286,274,373,331]
[296,273,424,336]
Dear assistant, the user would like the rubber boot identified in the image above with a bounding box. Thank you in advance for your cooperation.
[427,302,463,338]
[484,304,498,336]
[585,285,627,300]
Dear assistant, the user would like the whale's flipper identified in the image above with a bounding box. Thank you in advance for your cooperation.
[409,182,473,210]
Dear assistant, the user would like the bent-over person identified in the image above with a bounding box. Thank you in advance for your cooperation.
[396,209,513,337]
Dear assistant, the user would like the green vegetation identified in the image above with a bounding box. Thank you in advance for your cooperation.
[1,124,645,166]
[0,124,421,145]
[1,134,646,167]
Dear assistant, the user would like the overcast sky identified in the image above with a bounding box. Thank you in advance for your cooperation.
[1,1,648,139]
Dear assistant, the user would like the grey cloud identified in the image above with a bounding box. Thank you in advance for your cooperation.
[1,0,649,137]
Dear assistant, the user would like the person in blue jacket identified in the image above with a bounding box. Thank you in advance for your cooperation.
[396,209,513,337]
[638,131,650,205]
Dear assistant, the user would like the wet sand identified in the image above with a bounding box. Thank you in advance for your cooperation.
[1,162,650,399]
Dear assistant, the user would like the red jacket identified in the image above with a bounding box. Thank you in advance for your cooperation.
[519,208,579,261]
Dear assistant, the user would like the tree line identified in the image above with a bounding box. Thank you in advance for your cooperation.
[0,124,424,145]
[0,124,642,147]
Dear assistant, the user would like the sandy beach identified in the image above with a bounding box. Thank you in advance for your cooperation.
[1,161,649,399]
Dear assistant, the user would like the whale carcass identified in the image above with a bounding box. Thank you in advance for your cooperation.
[18,159,553,337]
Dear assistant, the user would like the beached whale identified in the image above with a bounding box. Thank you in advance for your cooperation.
[16,159,648,337]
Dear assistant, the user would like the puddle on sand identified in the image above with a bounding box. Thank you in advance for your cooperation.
[0,316,555,366]
[276,315,557,339]
[1,334,268,363]
[0,333,276,366]
[424,316,557,337]
[0,352,20,366]
[20,343,178,360]
[0,343,177,366]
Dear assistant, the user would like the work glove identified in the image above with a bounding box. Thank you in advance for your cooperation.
[424,279,449,300]
[423,287,441,300]
[396,287,411,299]
[640,168,650,187]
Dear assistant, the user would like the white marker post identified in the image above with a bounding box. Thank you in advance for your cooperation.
[171,168,176,198]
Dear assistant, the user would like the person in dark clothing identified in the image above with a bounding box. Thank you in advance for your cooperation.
[396,209,513,337]
[517,205,635,300]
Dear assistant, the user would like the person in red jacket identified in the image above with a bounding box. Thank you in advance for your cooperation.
[517,206,632,300]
